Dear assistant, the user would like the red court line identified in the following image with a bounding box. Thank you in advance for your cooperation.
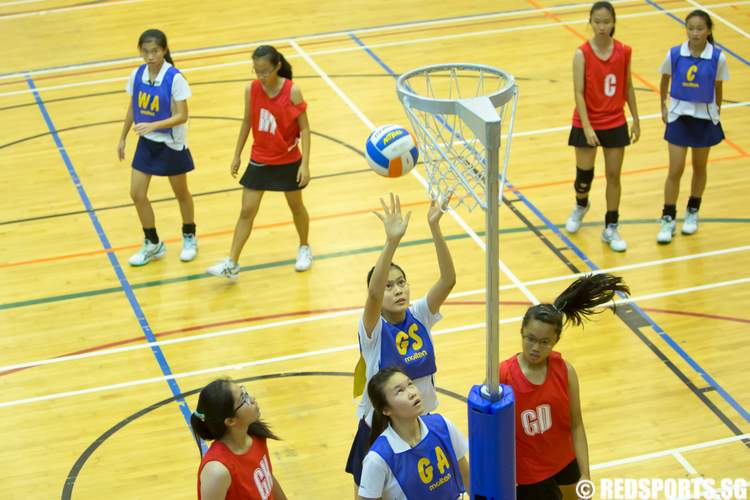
[0,198,432,268]
[1,300,747,378]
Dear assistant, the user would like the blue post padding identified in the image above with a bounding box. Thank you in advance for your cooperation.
[467,384,516,500]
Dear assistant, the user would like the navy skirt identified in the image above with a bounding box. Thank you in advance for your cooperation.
[132,136,195,176]
[344,418,371,486]
[665,115,724,148]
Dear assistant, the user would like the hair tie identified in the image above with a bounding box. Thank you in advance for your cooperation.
[193,410,205,422]
[553,301,566,313]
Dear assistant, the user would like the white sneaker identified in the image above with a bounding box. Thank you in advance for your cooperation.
[657,216,677,244]
[295,245,312,272]
[206,258,240,280]
[128,239,166,266]
[682,210,699,235]
[601,223,627,252]
[565,203,590,233]
[180,234,198,262]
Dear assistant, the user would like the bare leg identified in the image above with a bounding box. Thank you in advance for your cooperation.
[664,143,689,206]
[229,188,264,263]
[167,173,195,225]
[602,147,625,212]
[130,169,155,229]
[284,190,310,246]
[689,147,710,198]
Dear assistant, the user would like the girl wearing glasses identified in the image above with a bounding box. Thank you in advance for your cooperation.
[500,274,629,500]
[207,44,312,280]
[191,379,287,500]
[346,193,456,495]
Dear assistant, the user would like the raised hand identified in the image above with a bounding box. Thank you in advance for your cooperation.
[427,190,453,226]
[373,193,411,242]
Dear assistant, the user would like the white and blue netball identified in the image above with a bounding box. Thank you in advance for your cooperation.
[365,125,419,178]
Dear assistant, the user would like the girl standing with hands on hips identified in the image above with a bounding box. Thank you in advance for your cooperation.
[207,45,312,280]
[500,273,629,500]
[565,1,640,252]
[656,10,728,244]
[118,29,198,267]
[191,379,287,500]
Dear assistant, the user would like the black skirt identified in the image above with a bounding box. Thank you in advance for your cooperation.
[568,123,630,148]
[239,159,306,191]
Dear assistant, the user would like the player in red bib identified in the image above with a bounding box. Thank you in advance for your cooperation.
[566,1,640,253]
[207,45,312,280]
[500,274,630,500]
[192,379,287,500]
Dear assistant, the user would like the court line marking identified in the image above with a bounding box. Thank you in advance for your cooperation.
[3,1,750,96]
[0,0,145,20]
[24,74,195,428]
[687,0,750,40]
[2,0,746,79]
[290,38,540,306]
[590,433,750,470]
[1,271,748,393]
[672,451,699,475]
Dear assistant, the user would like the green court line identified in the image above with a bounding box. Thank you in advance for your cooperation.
[2,218,749,311]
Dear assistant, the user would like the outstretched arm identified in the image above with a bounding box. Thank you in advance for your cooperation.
[362,193,411,337]
[426,195,456,315]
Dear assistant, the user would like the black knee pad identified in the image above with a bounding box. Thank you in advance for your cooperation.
[574,167,594,194]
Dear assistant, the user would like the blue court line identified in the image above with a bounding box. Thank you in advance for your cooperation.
[24,75,197,433]
[645,0,750,69]
[349,33,750,424]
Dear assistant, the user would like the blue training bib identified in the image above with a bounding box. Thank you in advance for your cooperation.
[669,45,720,103]
[371,414,464,500]
[132,64,180,134]
[379,309,437,380]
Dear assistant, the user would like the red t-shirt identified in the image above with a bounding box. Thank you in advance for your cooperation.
[198,437,274,500]
[572,40,631,130]
[250,78,307,165]
[500,352,576,484]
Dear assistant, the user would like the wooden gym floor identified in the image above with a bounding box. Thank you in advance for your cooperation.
[1,0,749,498]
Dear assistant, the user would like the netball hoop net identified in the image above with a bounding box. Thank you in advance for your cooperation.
[397,64,518,499]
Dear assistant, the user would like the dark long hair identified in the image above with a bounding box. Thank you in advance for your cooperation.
[252,45,292,79]
[589,1,616,36]
[522,273,629,337]
[367,366,407,447]
[367,263,407,286]
[190,379,279,456]
[138,29,175,66]
[686,9,715,45]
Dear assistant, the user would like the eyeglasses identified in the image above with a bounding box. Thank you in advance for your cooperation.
[233,385,251,413]
[522,334,554,348]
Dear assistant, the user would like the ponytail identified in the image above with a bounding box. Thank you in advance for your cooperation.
[366,366,407,447]
[522,273,630,337]
[190,379,279,457]
[253,45,293,80]
[138,29,176,67]
[686,9,715,45]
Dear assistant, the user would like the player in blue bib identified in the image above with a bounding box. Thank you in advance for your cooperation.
[117,29,198,267]
[346,192,457,494]
[656,10,729,244]
[358,367,469,500]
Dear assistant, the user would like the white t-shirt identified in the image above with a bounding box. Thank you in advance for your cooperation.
[660,42,729,124]
[126,61,191,150]
[358,416,468,500]
[357,297,441,425]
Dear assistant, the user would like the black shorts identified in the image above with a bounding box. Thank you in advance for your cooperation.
[516,458,581,500]
[239,159,306,191]
[568,123,630,148]
[344,418,371,485]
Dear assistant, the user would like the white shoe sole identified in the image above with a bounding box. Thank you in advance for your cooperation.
[129,245,166,266]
